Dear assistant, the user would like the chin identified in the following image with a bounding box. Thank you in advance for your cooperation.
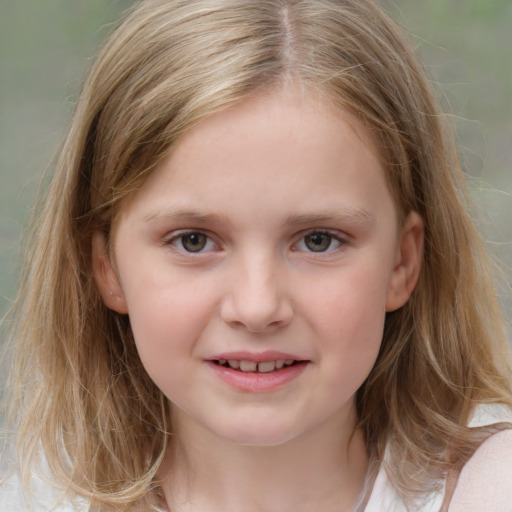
[171,403,309,448]
[212,419,302,447]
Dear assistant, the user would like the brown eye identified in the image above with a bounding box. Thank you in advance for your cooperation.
[180,232,208,252]
[304,233,333,252]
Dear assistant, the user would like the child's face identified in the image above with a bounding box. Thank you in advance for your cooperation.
[94,89,423,446]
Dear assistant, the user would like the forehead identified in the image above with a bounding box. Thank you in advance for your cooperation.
[169,88,379,171]
[118,89,396,228]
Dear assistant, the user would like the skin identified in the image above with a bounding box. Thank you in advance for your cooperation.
[93,88,423,511]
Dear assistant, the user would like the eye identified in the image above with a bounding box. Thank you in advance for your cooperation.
[294,231,344,253]
[169,231,217,253]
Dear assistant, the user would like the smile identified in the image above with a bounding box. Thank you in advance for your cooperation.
[207,352,308,392]
[214,359,297,373]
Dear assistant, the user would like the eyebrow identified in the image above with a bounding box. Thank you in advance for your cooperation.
[143,208,232,227]
[143,207,374,228]
[284,209,375,228]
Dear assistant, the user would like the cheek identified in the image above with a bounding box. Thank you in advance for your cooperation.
[323,295,384,380]
[119,269,216,377]
[320,302,384,406]
[306,264,390,336]
[302,265,390,382]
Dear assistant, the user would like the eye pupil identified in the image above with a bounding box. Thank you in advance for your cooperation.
[305,233,331,252]
[182,233,207,252]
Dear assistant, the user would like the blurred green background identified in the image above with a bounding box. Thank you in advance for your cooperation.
[1,0,511,340]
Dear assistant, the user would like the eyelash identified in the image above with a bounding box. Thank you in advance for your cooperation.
[292,230,347,254]
[165,229,348,255]
[166,230,219,253]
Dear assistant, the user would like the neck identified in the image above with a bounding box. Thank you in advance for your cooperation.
[159,406,368,512]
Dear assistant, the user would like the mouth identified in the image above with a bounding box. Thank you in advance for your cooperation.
[207,353,308,392]
[212,359,299,373]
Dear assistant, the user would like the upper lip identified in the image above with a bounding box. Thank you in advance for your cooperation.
[208,350,305,363]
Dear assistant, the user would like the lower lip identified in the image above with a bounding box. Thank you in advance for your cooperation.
[206,361,308,392]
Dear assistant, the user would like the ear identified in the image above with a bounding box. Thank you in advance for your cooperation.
[385,211,424,312]
[91,231,129,314]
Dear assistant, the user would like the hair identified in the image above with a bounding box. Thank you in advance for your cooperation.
[3,0,512,510]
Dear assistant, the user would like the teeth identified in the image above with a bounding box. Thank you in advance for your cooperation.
[219,359,296,372]
[239,360,257,372]
[257,361,276,373]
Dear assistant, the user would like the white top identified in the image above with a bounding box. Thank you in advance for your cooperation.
[0,472,86,512]
[365,403,512,512]
[2,404,512,512]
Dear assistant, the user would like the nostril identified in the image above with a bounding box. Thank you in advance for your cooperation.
[218,272,293,332]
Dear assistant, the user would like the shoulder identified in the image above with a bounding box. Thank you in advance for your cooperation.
[364,403,512,512]
[449,427,512,512]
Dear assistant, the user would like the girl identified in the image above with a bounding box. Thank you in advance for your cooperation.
[2,0,512,510]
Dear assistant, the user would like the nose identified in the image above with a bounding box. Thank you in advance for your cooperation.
[219,253,293,334]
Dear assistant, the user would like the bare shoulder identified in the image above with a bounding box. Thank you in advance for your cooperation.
[449,429,512,512]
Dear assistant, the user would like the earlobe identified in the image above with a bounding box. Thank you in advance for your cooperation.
[91,231,129,314]
[385,211,424,312]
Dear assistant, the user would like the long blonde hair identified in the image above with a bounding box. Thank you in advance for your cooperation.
[4,0,511,509]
